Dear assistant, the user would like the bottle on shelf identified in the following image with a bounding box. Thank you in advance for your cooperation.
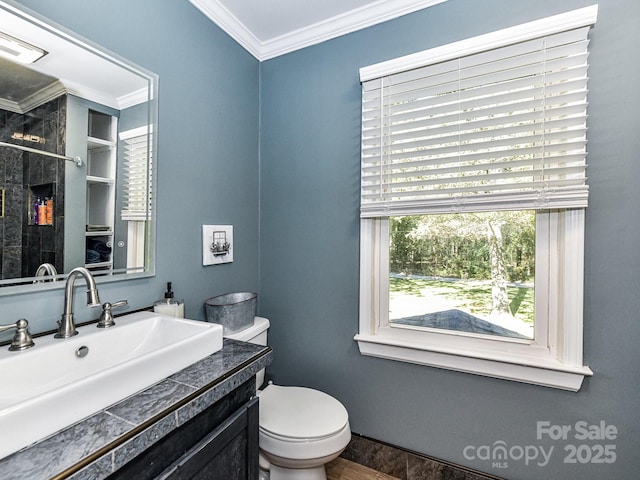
[38,201,46,226]
[46,198,54,225]
[34,197,41,225]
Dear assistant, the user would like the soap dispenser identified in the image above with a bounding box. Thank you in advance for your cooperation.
[153,282,185,318]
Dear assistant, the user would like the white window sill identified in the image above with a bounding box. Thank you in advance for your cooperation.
[354,333,593,391]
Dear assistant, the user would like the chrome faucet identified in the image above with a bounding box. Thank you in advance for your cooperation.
[33,263,58,283]
[55,267,101,338]
[0,319,35,351]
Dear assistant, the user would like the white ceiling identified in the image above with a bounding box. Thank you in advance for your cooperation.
[189,0,447,60]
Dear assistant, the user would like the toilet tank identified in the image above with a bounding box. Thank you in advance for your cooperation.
[224,317,269,388]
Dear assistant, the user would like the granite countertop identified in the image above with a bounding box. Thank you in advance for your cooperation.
[0,338,272,480]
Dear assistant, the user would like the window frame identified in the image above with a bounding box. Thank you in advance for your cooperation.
[119,125,152,271]
[356,209,592,391]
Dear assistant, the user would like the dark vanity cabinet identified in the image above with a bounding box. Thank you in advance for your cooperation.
[108,379,259,480]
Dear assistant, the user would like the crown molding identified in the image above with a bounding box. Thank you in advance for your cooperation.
[118,86,151,110]
[190,0,447,61]
[0,80,65,114]
[189,0,262,58]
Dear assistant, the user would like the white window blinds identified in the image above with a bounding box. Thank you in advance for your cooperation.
[360,7,597,218]
[119,126,152,221]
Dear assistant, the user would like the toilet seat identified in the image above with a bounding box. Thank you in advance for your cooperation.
[258,385,349,440]
[257,384,351,478]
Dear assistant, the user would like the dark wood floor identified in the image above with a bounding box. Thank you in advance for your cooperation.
[326,457,401,480]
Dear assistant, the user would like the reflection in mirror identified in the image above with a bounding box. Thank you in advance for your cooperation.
[0,0,157,293]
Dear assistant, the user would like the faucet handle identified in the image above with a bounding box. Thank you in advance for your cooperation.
[96,300,128,328]
[0,319,35,351]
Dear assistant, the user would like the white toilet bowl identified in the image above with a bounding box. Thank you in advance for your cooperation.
[222,317,351,480]
[257,384,351,480]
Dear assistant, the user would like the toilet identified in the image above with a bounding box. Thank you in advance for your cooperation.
[225,317,351,480]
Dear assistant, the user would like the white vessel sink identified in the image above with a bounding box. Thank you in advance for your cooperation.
[0,311,223,460]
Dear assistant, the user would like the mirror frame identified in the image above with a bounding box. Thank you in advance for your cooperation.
[0,0,157,296]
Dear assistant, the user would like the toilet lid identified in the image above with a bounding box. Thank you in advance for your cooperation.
[258,385,349,440]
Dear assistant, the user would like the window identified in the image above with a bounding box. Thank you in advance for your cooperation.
[388,211,536,340]
[120,126,152,222]
[355,6,597,391]
[119,126,152,270]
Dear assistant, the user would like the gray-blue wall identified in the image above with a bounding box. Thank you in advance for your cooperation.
[1,0,638,479]
[259,1,640,479]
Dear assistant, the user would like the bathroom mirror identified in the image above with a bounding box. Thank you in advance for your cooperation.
[0,0,157,294]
